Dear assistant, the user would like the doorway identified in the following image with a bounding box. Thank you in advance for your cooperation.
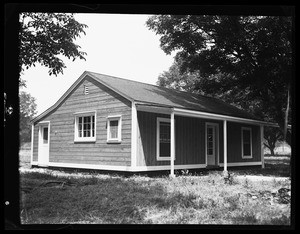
[38,122,50,166]
[206,123,219,166]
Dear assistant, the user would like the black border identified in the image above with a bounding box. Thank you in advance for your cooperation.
[3,3,296,231]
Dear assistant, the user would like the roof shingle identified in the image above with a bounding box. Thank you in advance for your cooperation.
[88,71,260,121]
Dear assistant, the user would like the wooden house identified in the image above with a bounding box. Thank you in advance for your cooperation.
[30,71,276,175]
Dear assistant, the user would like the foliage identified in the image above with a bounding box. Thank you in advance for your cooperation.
[264,126,283,155]
[19,13,88,80]
[146,15,292,139]
[19,91,37,144]
[157,61,199,92]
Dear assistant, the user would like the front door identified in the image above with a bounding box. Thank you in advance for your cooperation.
[206,123,219,166]
[38,123,50,166]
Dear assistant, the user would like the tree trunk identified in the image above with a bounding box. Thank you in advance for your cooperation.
[270,147,275,156]
[284,83,290,141]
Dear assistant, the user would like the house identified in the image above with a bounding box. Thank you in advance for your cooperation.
[30,71,277,175]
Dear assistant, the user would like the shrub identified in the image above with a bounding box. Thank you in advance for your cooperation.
[223,172,237,185]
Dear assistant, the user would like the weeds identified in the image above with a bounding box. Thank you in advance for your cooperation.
[20,168,291,225]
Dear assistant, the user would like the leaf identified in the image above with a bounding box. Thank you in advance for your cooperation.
[19,13,87,79]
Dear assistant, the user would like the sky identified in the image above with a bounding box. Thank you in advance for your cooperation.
[20,13,175,115]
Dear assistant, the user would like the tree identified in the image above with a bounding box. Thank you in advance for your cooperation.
[264,126,283,155]
[146,15,292,143]
[5,12,88,137]
[19,91,37,144]
[19,13,88,84]
[157,61,199,92]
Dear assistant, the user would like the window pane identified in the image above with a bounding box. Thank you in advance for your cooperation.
[243,143,251,156]
[43,127,48,144]
[84,116,91,123]
[110,120,119,139]
[160,143,170,157]
[243,130,250,143]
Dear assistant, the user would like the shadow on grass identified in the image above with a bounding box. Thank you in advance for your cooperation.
[20,156,291,225]
[21,172,200,224]
[229,158,291,177]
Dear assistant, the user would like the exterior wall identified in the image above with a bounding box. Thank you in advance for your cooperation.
[136,111,261,168]
[136,111,223,167]
[219,122,261,163]
[32,76,132,167]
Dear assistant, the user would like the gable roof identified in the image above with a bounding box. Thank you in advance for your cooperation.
[32,70,264,123]
[87,71,260,121]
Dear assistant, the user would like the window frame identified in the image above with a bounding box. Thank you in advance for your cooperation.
[107,115,122,143]
[156,117,174,161]
[241,127,253,159]
[74,111,96,142]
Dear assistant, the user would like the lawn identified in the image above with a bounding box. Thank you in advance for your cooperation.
[19,146,291,225]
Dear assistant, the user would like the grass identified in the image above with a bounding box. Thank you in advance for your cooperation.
[19,148,291,225]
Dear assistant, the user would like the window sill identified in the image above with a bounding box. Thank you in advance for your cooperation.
[156,156,176,161]
[107,139,121,144]
[74,138,96,143]
[242,155,253,159]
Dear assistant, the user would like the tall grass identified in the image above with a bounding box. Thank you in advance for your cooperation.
[20,169,291,225]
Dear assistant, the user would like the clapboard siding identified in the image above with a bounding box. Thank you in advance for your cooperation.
[32,125,39,162]
[32,76,132,166]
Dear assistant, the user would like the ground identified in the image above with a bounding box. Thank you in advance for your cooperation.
[19,143,291,225]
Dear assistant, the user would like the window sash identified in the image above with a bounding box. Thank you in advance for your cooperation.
[107,116,122,142]
[159,122,170,156]
[242,128,252,157]
[75,113,96,141]
[156,117,173,160]
[109,120,119,139]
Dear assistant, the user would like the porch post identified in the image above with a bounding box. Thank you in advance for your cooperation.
[223,120,228,174]
[261,124,265,169]
[170,110,175,177]
[31,124,34,164]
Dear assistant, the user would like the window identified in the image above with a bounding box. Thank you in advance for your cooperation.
[107,115,122,143]
[74,111,96,142]
[241,127,252,158]
[157,117,173,160]
[43,127,48,144]
[207,126,214,156]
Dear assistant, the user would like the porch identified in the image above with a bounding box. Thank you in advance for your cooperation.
[133,103,270,176]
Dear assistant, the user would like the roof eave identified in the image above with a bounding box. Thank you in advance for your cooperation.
[173,107,278,126]
[31,71,134,124]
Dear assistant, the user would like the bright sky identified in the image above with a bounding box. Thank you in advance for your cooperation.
[20,13,175,115]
